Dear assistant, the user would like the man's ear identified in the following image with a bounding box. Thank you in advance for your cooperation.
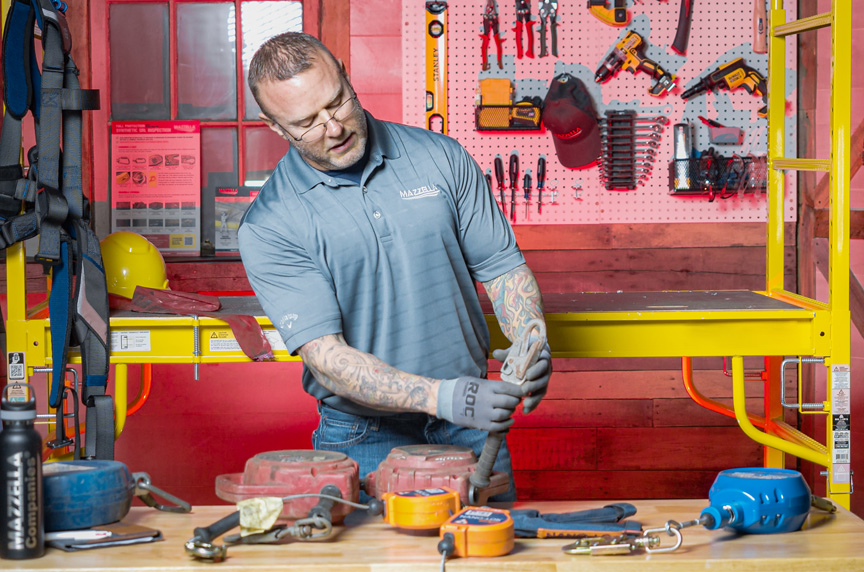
[337,58,348,78]
[259,112,288,140]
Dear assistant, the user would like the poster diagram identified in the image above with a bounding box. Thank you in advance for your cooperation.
[111,121,201,256]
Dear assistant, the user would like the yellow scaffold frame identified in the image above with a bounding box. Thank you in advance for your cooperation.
[1,0,853,507]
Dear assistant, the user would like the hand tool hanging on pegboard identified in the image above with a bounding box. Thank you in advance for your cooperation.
[536,156,546,214]
[508,151,519,224]
[480,0,504,70]
[599,111,666,190]
[494,154,507,217]
[523,169,532,219]
[537,0,558,57]
[681,58,768,117]
[512,0,535,58]
[752,0,767,54]
[595,31,676,97]
[588,0,630,27]
[425,1,448,133]
[671,0,694,55]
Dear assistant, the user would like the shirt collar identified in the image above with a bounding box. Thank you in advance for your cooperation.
[285,111,401,194]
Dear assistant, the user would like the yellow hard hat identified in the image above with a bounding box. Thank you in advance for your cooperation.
[100,231,169,298]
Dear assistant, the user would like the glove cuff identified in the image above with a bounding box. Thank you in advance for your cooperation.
[436,378,459,419]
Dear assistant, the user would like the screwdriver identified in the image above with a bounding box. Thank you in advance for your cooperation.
[523,169,532,219]
[536,155,546,214]
[494,155,506,217]
[508,151,519,224]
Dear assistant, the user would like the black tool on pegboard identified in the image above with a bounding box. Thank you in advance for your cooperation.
[598,110,667,190]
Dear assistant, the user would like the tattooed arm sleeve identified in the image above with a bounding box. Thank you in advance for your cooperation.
[298,334,440,415]
[482,263,546,342]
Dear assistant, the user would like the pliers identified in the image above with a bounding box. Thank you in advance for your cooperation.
[481,0,504,70]
[537,0,558,58]
[512,0,535,59]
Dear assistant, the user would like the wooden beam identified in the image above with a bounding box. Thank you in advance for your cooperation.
[320,0,350,74]
[814,208,864,239]
[812,115,864,208]
[512,222,795,251]
[813,238,864,340]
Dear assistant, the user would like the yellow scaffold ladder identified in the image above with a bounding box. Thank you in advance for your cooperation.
[758,0,853,504]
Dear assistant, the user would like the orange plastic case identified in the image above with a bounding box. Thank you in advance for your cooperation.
[381,487,461,530]
[440,507,514,557]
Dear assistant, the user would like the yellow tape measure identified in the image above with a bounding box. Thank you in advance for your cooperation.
[381,487,461,530]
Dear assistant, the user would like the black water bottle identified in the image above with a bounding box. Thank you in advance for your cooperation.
[0,383,44,559]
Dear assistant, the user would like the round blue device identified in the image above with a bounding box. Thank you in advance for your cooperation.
[43,460,135,531]
[700,467,812,534]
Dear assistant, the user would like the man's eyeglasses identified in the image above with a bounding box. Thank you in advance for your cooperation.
[280,95,359,143]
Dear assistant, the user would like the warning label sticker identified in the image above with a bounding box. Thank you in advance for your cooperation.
[7,352,25,381]
[263,330,287,351]
[832,413,851,465]
[834,463,851,484]
[210,330,240,352]
[110,330,151,352]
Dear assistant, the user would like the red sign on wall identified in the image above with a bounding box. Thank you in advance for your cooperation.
[111,121,201,255]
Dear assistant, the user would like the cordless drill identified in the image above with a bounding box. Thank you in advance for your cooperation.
[594,31,676,97]
[681,58,768,117]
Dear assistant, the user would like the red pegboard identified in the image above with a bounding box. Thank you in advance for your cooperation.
[402,0,796,225]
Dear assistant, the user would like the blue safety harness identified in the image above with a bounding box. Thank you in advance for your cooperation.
[0,0,112,459]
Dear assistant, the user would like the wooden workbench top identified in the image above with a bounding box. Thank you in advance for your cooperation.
[3,500,864,571]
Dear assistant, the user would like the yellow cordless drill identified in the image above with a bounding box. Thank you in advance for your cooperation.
[681,58,768,118]
[594,31,676,97]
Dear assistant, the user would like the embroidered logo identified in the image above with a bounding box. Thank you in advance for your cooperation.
[399,184,441,200]
[280,313,299,330]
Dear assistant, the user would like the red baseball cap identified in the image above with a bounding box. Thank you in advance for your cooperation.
[542,74,601,168]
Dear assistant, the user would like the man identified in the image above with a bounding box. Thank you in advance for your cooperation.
[239,32,550,501]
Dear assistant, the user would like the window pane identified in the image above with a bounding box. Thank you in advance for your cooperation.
[244,126,291,186]
[201,128,239,255]
[202,128,239,189]
[241,1,304,120]
[110,3,169,119]
[177,3,237,120]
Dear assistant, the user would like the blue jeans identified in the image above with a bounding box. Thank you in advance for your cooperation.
[312,403,517,503]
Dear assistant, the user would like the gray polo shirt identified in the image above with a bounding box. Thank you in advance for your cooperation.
[238,113,525,416]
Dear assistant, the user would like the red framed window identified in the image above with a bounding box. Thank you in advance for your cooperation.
[91,0,304,247]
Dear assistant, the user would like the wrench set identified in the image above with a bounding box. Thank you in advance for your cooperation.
[598,110,668,191]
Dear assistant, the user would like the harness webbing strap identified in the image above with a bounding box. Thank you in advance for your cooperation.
[1,0,111,459]
[49,238,73,407]
[85,394,114,460]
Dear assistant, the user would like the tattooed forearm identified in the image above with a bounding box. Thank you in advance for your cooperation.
[482,263,545,342]
[299,334,439,415]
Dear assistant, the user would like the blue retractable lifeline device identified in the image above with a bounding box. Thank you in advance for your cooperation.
[701,467,815,534]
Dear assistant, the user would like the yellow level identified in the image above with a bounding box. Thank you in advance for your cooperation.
[425,1,447,134]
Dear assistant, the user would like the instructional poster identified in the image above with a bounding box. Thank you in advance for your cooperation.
[111,121,201,255]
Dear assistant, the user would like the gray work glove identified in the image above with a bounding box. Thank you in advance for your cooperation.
[493,342,552,414]
[436,376,523,432]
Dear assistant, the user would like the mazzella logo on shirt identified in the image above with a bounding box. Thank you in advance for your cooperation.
[399,184,441,200]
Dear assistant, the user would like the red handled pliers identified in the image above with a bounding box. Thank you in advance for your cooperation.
[513,0,535,58]
[481,0,504,70]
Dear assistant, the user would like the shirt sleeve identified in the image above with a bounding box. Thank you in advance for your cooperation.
[447,141,526,282]
[238,220,343,355]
